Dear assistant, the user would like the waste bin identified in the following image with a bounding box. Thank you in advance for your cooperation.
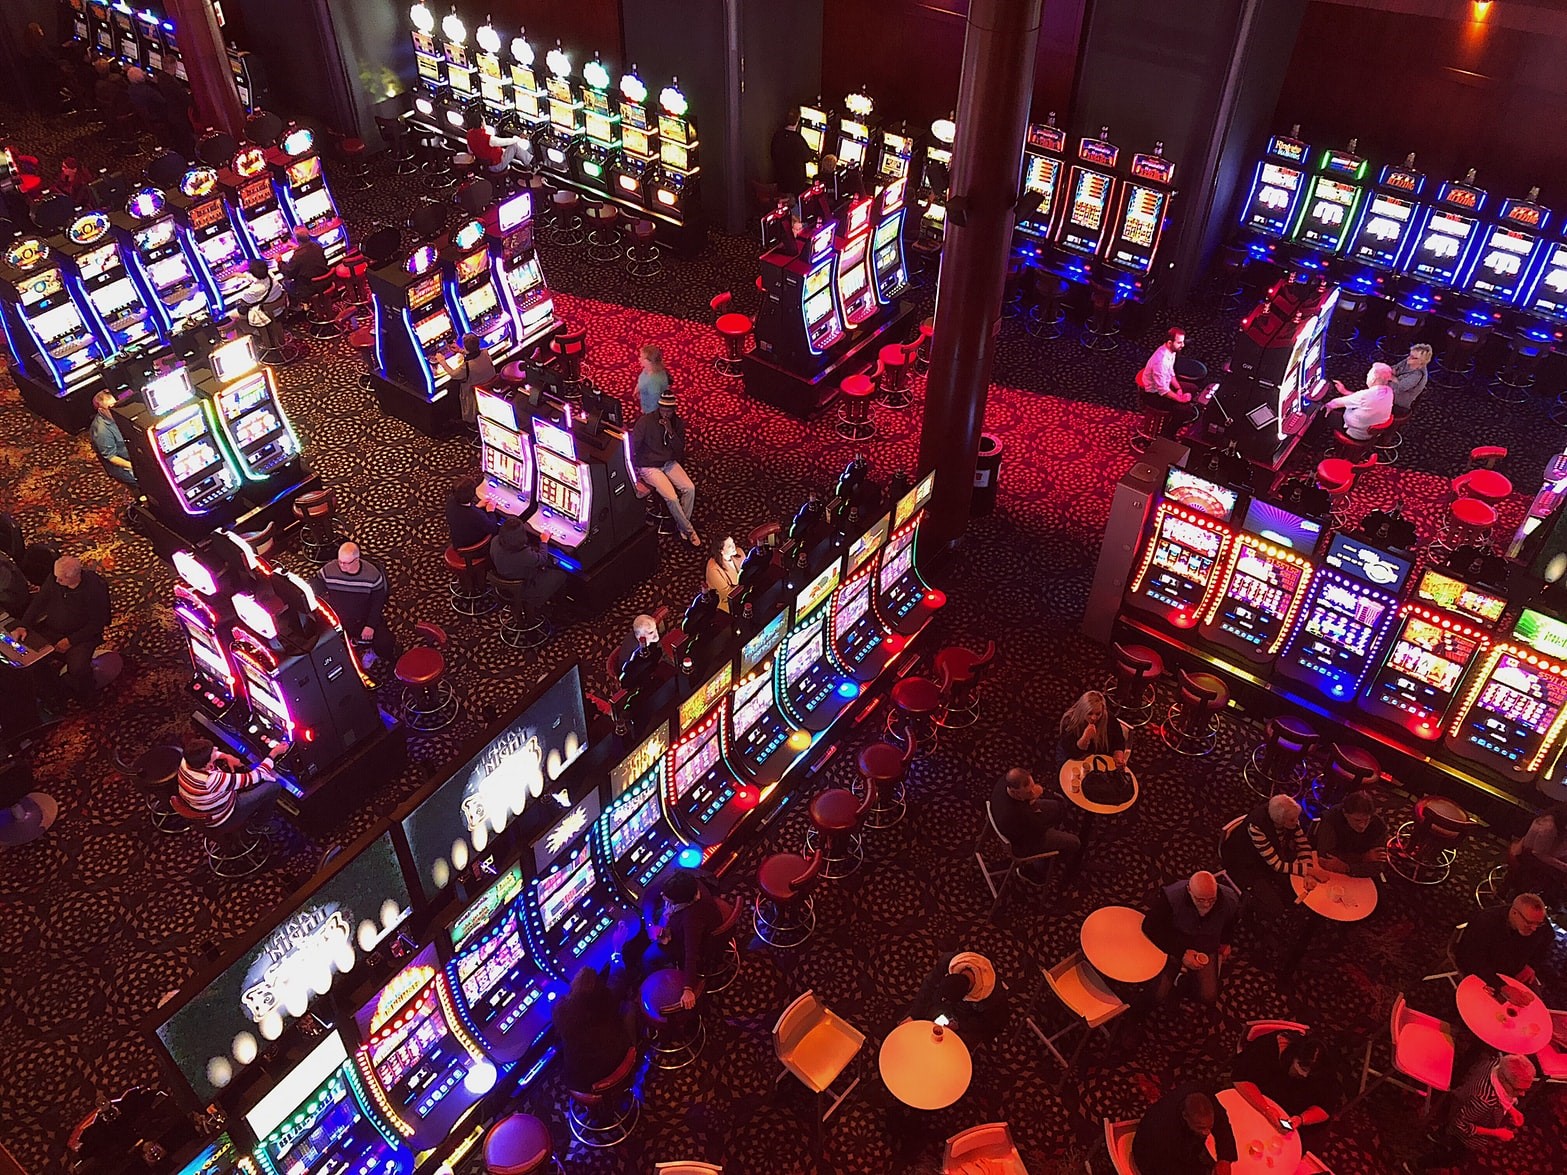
[972,433,1002,516]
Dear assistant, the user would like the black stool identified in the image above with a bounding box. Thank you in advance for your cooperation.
[1243,715,1320,798]
[585,201,622,263]
[1303,742,1379,819]
[171,796,270,879]
[1327,289,1370,357]
[565,1047,640,1148]
[1080,278,1124,353]
[1105,641,1164,727]
[490,573,550,650]
[550,190,584,247]
[1376,305,1425,358]
[625,220,662,279]
[1432,320,1490,389]
[1161,670,1229,756]
[640,969,704,1068]
[1132,389,1174,453]
[116,744,186,834]
[1388,795,1470,885]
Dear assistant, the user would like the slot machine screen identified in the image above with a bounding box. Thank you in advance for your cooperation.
[448,868,538,1038]
[732,668,777,740]
[1524,243,1567,321]
[1461,653,1567,762]
[1378,616,1482,706]
[1467,226,1537,302]
[1061,168,1113,253]
[1133,507,1226,615]
[539,846,596,932]
[249,210,289,245]
[1208,539,1308,646]
[497,192,531,232]
[236,410,280,448]
[795,561,842,621]
[238,178,274,209]
[484,450,528,487]
[134,219,176,250]
[532,417,576,458]
[478,417,524,460]
[841,260,868,298]
[456,252,489,283]
[171,441,220,484]
[184,624,232,680]
[879,527,915,596]
[20,268,64,304]
[848,513,891,574]
[1349,194,1418,268]
[1296,178,1359,249]
[237,654,292,727]
[740,611,789,676]
[190,199,227,231]
[287,156,322,186]
[673,723,723,800]
[785,615,827,687]
[78,244,118,281]
[95,277,139,315]
[1112,187,1164,265]
[1242,498,1322,553]
[608,786,664,859]
[28,302,84,342]
[1323,533,1411,592]
[450,864,525,952]
[836,573,871,630]
[174,1133,239,1175]
[464,283,499,320]
[679,663,733,732]
[1410,211,1476,284]
[894,471,935,528]
[149,255,192,289]
[1023,155,1061,212]
[1514,608,1567,660]
[1163,468,1239,521]
[1415,569,1506,625]
[415,311,453,347]
[610,721,670,799]
[244,1029,349,1143]
[535,449,582,514]
[155,398,203,440]
[409,273,443,309]
[291,189,334,226]
[1243,162,1304,237]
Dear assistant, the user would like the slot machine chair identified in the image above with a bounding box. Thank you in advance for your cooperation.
[634,474,678,535]
[1376,304,1426,360]
[836,373,877,442]
[489,573,550,650]
[303,269,345,340]
[1132,377,1176,454]
[373,116,420,176]
[802,779,876,879]
[394,620,460,731]
[1497,328,1555,406]
[709,292,752,377]
[566,1047,640,1149]
[546,326,588,400]
[1215,240,1253,313]
[1376,405,1412,464]
[916,318,935,374]
[1429,496,1499,562]
[1432,320,1490,389]
[703,897,746,994]
[169,793,270,879]
[331,134,373,192]
[853,740,913,830]
[445,536,497,616]
[1244,716,1321,799]
[1387,795,1471,886]
[1105,641,1165,728]
[887,674,943,760]
[1160,670,1230,757]
[626,219,662,280]
[1080,276,1127,354]
[113,743,186,834]
[875,343,914,411]
[933,639,997,729]
[483,1111,564,1173]
[640,968,706,1069]
[1302,743,1380,820]
[583,201,622,264]
[291,488,341,561]
[549,190,584,248]
[1327,290,1372,358]
[1026,272,1070,341]
[753,846,825,948]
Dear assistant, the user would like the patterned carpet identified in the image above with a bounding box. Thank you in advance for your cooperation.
[1,103,1565,1174]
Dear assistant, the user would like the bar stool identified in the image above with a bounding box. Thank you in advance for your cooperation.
[915,317,935,374]
[1494,328,1553,405]
[1079,278,1124,353]
[626,219,662,279]
[1388,795,1471,885]
[1453,457,1512,505]
[910,236,942,288]
[1132,381,1174,454]
[753,847,824,948]
[291,488,339,561]
[803,779,876,878]
[933,639,997,728]
[1376,304,1425,358]
[1105,641,1164,727]
[1474,863,1509,909]
[1303,742,1379,819]
[1376,405,1411,464]
[565,1047,640,1149]
[703,898,746,994]
[1432,320,1490,388]
[1334,428,1376,463]
[548,327,588,401]
[1160,669,1229,756]
[1327,289,1370,357]
[709,292,752,377]
[584,201,622,263]
[395,621,460,731]
[640,968,705,1069]
[336,251,371,312]
[851,742,912,830]
[885,675,942,758]
[836,373,877,442]
[876,344,913,411]
[170,796,270,879]
[1243,715,1320,798]
[550,190,584,247]
[115,744,186,834]
[490,573,550,650]
[484,1111,565,1173]
[374,115,419,176]
[444,537,497,616]
[334,135,372,192]
[1428,496,1498,562]
[1026,274,1069,340]
[1315,458,1358,531]
[303,269,344,341]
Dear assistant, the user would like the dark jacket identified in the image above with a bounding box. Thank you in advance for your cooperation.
[1055,717,1127,768]
[280,239,330,285]
[550,983,633,1093]
[311,557,388,634]
[0,553,30,617]
[1454,903,1550,986]
[1232,1031,1339,1118]
[21,570,110,647]
[630,411,686,468]
[1131,1083,1238,1175]
[445,494,501,551]
[1143,880,1241,958]
[988,776,1065,858]
[770,125,810,196]
[125,79,168,127]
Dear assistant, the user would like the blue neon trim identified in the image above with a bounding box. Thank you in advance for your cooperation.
[178,223,226,317]
[371,293,388,374]
[0,305,35,379]
[67,272,116,361]
[123,242,172,340]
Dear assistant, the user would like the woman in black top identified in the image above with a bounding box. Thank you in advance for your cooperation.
[551,967,635,1093]
[1055,689,1127,768]
[1233,1030,1338,1153]
[444,476,501,550]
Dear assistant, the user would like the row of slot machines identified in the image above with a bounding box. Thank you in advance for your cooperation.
[1236,131,1567,338]
[796,94,920,193]
[403,6,700,239]
[1121,463,1567,797]
[0,131,346,431]
[63,0,267,111]
[147,479,943,1175]
[370,190,556,435]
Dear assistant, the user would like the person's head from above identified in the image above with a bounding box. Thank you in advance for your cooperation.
[947,951,995,1002]
[1366,361,1395,389]
[54,555,83,589]
[1267,793,1303,830]
[568,965,604,998]
[1282,1034,1325,1079]
[632,613,659,646]
[60,156,83,181]
[93,390,116,419]
[716,534,739,563]
[1166,327,1186,352]
[821,152,839,172]
[93,57,111,78]
[1340,788,1377,833]
[184,737,215,768]
[1497,1053,1535,1099]
[1188,870,1220,914]
[247,258,269,280]
[126,66,147,85]
[292,226,313,246]
[1181,1092,1216,1138]
[785,106,801,130]
[662,870,700,911]
[1406,343,1433,371]
[465,106,485,131]
[451,475,482,506]
[1509,892,1548,937]
[336,541,361,574]
[498,516,535,548]
[462,333,484,359]
[640,343,664,372]
[1064,689,1108,732]
[657,389,677,421]
[1004,767,1040,802]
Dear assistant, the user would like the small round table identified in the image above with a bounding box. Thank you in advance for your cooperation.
[1291,873,1379,921]
[1080,905,1166,984]
[878,1020,972,1110]
[1058,756,1139,816]
[1215,1087,1302,1174]
[1456,975,1552,1054]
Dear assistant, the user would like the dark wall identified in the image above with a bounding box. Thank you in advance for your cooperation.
[1274,3,1567,203]
[738,0,824,217]
[484,0,623,63]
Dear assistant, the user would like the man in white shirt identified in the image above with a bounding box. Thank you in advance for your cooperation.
[1139,328,1206,437]
[1322,362,1395,441]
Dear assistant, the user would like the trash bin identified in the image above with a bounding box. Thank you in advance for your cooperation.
[972,433,1003,516]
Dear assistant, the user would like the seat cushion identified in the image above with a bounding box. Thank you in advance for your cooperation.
[892,676,942,715]
[1331,743,1379,779]
[878,343,907,367]
[857,742,907,783]
[484,1112,553,1175]
[841,373,875,398]
[716,313,752,336]
[810,788,861,832]
[758,852,809,901]
[1272,714,1318,745]
[786,1019,862,1091]
[1458,468,1512,502]
[640,967,688,1019]
[1185,673,1229,708]
[934,646,981,684]
[1450,497,1498,527]
[395,647,445,686]
[135,745,185,786]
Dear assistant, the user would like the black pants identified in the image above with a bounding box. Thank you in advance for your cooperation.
[33,629,95,705]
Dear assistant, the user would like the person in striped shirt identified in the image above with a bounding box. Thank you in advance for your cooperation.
[1220,794,1330,918]
[176,738,282,828]
[1402,1053,1532,1171]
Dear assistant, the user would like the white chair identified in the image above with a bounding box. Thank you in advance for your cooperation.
[1421,922,1466,988]
[1103,1117,1140,1175]
[974,801,1060,919]
[1239,1018,1312,1050]
[773,990,865,1123]
[1537,1010,1567,1083]
[655,1164,722,1175]
[1027,952,1128,1069]
[1356,993,1454,1112]
[941,1122,1029,1174]
[1297,1153,1333,1173]
[1213,814,1247,898]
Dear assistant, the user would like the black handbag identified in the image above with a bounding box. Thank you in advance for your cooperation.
[1078,754,1133,806]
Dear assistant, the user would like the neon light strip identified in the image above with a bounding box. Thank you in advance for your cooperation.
[178,222,226,317]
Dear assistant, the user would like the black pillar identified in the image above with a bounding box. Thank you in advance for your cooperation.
[916,0,1043,551]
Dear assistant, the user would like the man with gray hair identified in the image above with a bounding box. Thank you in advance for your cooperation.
[1390,342,1433,412]
[1141,869,1241,1007]
[311,542,394,664]
[11,555,111,704]
[1221,793,1331,918]
[1322,361,1396,441]
[1454,892,1551,991]
[1403,1053,1533,1171]
[615,613,662,672]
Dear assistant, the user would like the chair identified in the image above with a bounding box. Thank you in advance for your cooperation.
[974,802,1060,919]
[916,317,935,374]
[1421,922,1466,988]
[489,573,550,650]
[1432,320,1489,389]
[1103,1117,1140,1175]
[1132,384,1174,454]
[641,968,705,1069]
[1537,1010,1567,1083]
[565,1046,639,1148]
[1388,795,1471,885]
[394,621,460,731]
[634,472,678,536]
[626,219,662,279]
[114,743,186,834]
[1244,715,1320,798]
[333,134,372,192]
[1375,405,1411,464]
[1213,815,1247,899]
[1160,670,1229,756]
[803,778,876,878]
[655,1165,722,1175]
[290,488,339,561]
[702,897,745,994]
[1302,741,1378,818]
[550,189,584,247]
[886,674,943,758]
[584,201,622,263]
[303,269,344,340]
[1105,641,1164,727]
[1026,274,1069,341]
[773,991,865,1123]
[853,740,913,829]
[1296,1154,1333,1174]
[169,795,270,879]
[1495,327,1553,404]
[444,537,497,617]
[1240,1018,1312,1048]
[1326,289,1369,357]
[1355,993,1454,1112]
[1028,951,1129,1069]
[1474,862,1509,908]
[1080,277,1124,353]
[932,640,997,729]
[836,372,877,442]
[710,292,752,377]
[876,343,914,411]
[1376,305,1425,358]
[753,848,824,948]
[941,1122,1028,1174]
[483,1111,563,1174]
[547,327,588,401]
[1428,495,1499,561]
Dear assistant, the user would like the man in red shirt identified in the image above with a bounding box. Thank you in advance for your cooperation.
[463,109,530,174]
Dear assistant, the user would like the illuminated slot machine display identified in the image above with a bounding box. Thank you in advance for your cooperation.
[538,45,583,178]
[171,549,242,719]
[830,512,895,680]
[408,1,446,103]
[1275,533,1412,702]
[168,1132,241,1175]
[62,210,167,355]
[756,221,844,372]
[1124,468,1239,630]
[1403,172,1488,294]
[875,471,943,636]
[435,10,478,134]
[1102,147,1176,293]
[275,128,349,265]
[369,244,463,420]
[833,196,878,327]
[65,0,89,44]
[118,366,242,518]
[1235,130,1312,256]
[472,22,512,127]
[528,413,591,546]
[1197,498,1317,662]
[485,190,557,352]
[649,81,700,226]
[244,1030,413,1175]
[444,218,516,362]
[134,9,166,73]
[870,177,910,305]
[0,236,109,426]
[799,103,830,179]
[226,146,294,263]
[1289,143,1368,257]
[109,2,141,64]
[86,0,113,57]
[595,721,686,901]
[1520,219,1567,330]
[666,664,755,846]
[835,92,875,175]
[445,863,554,1064]
[1221,278,1338,460]
[1052,130,1121,272]
[611,69,659,209]
[573,56,620,196]
[1014,118,1067,245]
[1460,190,1549,317]
[727,610,810,788]
[118,185,222,334]
[170,166,250,299]
[777,560,855,732]
[204,334,301,479]
[1446,608,1567,786]
[874,126,913,188]
[918,117,956,239]
[162,17,186,81]
[1361,568,1506,739]
[475,387,534,516]
[508,32,548,144]
[1339,157,1426,292]
[351,945,490,1150]
[227,46,267,113]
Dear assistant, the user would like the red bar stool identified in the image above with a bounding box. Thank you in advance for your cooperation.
[550,189,584,247]
[1132,376,1175,454]
[753,847,824,948]
[703,897,745,993]
[634,473,678,536]
[1375,404,1411,464]
[1303,742,1379,818]
[877,344,913,411]
[169,795,271,879]
[836,373,877,442]
[1315,458,1358,531]
[548,326,589,401]
[584,201,622,263]
[395,621,460,731]
[803,779,876,878]
[303,268,344,340]
[1244,715,1320,798]
[444,537,497,616]
[1160,669,1229,756]
[335,251,371,310]
[1429,495,1498,562]
[885,675,943,758]
[640,968,705,1069]
[1333,428,1376,463]
[290,488,340,561]
[334,135,373,192]
[484,1111,565,1173]
[915,317,935,374]
[1080,277,1124,353]
[115,743,187,834]
[933,639,997,729]
[626,219,663,279]
[709,292,752,377]
[1105,641,1164,727]
[565,1047,640,1149]
[1388,795,1471,885]
[1453,458,1512,505]
[854,741,913,830]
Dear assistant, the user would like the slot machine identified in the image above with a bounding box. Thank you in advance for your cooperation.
[918,117,956,239]
[227,47,267,113]
[443,218,517,363]
[408,1,446,101]
[1275,533,1412,703]
[475,386,535,516]
[1124,468,1240,630]
[1446,607,1567,786]
[649,81,700,226]
[1101,146,1176,295]
[484,190,557,352]
[870,177,910,306]
[1338,156,1426,292]
[109,3,142,66]
[1520,218,1567,332]
[58,210,168,356]
[1290,142,1369,258]
[274,127,349,266]
[445,863,555,1065]
[666,665,757,847]
[472,22,513,130]
[508,32,548,147]
[594,721,687,902]
[162,17,186,82]
[223,146,294,264]
[538,45,583,178]
[799,103,830,179]
[727,611,811,788]
[777,560,855,733]
[64,0,89,45]
[1052,129,1121,274]
[1197,499,1317,662]
[171,547,244,720]
[755,221,844,373]
[611,69,659,210]
[1014,118,1067,246]
[435,11,478,135]
[526,407,645,571]
[0,236,110,428]
[1459,190,1549,319]
[169,165,251,301]
[116,185,223,337]
[876,471,944,636]
[874,125,914,189]
[832,196,877,327]
[243,1030,413,1175]
[134,9,166,73]
[1402,171,1487,296]
[350,946,490,1150]
[86,0,114,58]
[201,334,302,481]
[573,56,619,196]
[1361,567,1507,739]
[830,513,895,681]
[115,366,242,521]
[369,244,463,421]
[1234,129,1313,258]
[834,92,875,175]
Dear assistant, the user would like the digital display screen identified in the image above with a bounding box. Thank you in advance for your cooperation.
[835,576,871,632]
[1216,540,1306,630]
[895,471,935,528]
[1411,211,1476,283]
[20,268,64,303]
[608,785,664,861]
[1022,154,1060,220]
[291,188,334,226]
[1062,166,1113,252]
[538,842,596,932]
[238,178,273,208]
[1242,498,1322,553]
[149,255,193,290]
[29,302,84,341]
[1378,616,1481,706]
[1110,186,1164,269]
[497,192,531,232]
[456,251,489,283]
[673,722,722,799]
[244,1029,349,1142]
[1463,653,1567,757]
[1415,569,1506,624]
[1468,225,1537,302]
[1514,608,1567,660]
[795,560,842,620]
[286,156,322,187]
[1348,194,1418,268]
[1164,468,1239,521]
[732,669,777,742]
[171,441,220,484]
[174,1133,239,1175]
[1324,533,1411,592]
[740,611,788,676]
[78,244,119,281]
[879,527,915,596]
[1524,244,1567,321]
[679,663,733,732]
[785,616,827,687]
[449,863,525,952]
[848,513,891,574]
[532,417,575,458]
[415,311,453,347]
[1138,509,1224,612]
[1296,177,1360,249]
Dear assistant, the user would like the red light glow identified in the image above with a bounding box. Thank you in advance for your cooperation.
[735,786,759,810]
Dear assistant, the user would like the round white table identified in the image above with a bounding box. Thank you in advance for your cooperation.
[1291,873,1378,921]
[1456,974,1552,1054]
[878,1020,973,1109]
[1058,756,1139,816]
[1214,1087,1303,1174]
[1080,905,1167,984]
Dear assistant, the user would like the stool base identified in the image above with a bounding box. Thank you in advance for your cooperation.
[402,681,460,732]
[567,1093,640,1149]
[753,894,815,949]
[802,825,864,879]
[852,777,907,829]
[1474,864,1508,908]
[1104,677,1158,728]
[1160,703,1220,757]
[1386,822,1457,886]
[647,1012,705,1070]
[201,826,269,879]
[1242,745,1308,799]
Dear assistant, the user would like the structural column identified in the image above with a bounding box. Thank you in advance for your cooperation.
[163,0,244,137]
[916,0,1043,551]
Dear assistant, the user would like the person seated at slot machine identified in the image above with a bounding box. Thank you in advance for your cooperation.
[463,107,531,175]
[1139,327,1206,437]
[635,344,671,416]
[278,226,330,299]
[1220,794,1330,919]
[1321,362,1395,442]
[640,870,732,1009]
[1453,893,1552,993]
[705,536,744,612]
[1315,789,1388,877]
[176,737,285,829]
[312,542,396,666]
[1055,689,1129,770]
[123,66,170,144]
[232,260,287,352]
[490,517,567,611]
[444,475,502,550]
[631,391,701,547]
[447,333,496,429]
[1507,803,1567,899]
[11,556,111,706]
[0,551,31,618]
[88,392,138,490]
[1139,871,1241,1010]
[1390,343,1433,413]
[50,156,93,207]
[615,613,662,671]
[551,966,637,1093]
[988,767,1082,883]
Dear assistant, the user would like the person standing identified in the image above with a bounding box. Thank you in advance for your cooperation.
[770,108,811,205]
[447,333,496,429]
[631,391,700,547]
[1390,343,1433,412]
[1322,362,1395,441]
[312,542,395,664]
[88,392,137,488]
[635,344,671,416]
[987,768,1081,882]
[154,70,197,159]
[11,555,111,705]
[1140,328,1204,437]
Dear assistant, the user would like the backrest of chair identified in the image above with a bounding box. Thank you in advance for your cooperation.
[488,572,526,607]
[854,776,877,821]
[709,895,743,939]
[1043,951,1085,998]
[1219,814,1245,856]
[793,847,825,892]
[709,291,731,315]
[942,1122,1014,1167]
[457,535,492,566]
[1103,1117,1140,1175]
[1179,669,1219,706]
[1389,992,1408,1039]
[985,801,1012,850]
[970,640,997,677]
[655,1164,722,1175]
[1242,1020,1310,1048]
[414,620,447,648]
[773,990,825,1057]
[593,1045,639,1092]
